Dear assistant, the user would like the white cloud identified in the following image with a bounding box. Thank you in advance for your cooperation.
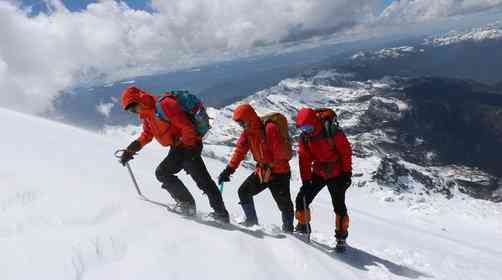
[2,0,500,115]
[0,0,376,114]
[380,0,502,23]
[96,101,115,118]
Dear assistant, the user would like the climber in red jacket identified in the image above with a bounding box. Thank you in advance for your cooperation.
[218,104,295,232]
[295,107,352,250]
[119,86,229,222]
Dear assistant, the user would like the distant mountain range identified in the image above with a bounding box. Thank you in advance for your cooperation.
[330,22,502,84]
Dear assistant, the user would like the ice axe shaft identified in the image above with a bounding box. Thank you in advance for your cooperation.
[115,149,144,197]
[125,162,143,197]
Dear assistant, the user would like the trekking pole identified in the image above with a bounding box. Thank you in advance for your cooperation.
[115,149,144,197]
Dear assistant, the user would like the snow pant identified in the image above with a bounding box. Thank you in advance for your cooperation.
[295,174,350,239]
[155,145,227,213]
[238,172,294,227]
[295,174,349,216]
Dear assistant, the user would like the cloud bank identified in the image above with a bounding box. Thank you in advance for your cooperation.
[0,0,376,114]
[1,0,502,114]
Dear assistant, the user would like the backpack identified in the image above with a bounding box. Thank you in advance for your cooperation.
[315,108,340,138]
[260,112,293,160]
[302,108,341,148]
[155,90,211,138]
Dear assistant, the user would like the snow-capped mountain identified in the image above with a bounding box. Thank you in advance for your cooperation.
[352,22,502,60]
[341,22,502,84]
[351,46,423,61]
[202,70,502,203]
[424,22,502,47]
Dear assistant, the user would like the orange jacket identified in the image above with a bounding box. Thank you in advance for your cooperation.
[228,104,290,174]
[121,86,201,148]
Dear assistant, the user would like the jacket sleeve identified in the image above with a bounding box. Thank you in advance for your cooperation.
[137,121,153,147]
[228,132,250,170]
[266,123,290,163]
[335,131,352,173]
[160,98,201,147]
[298,136,314,182]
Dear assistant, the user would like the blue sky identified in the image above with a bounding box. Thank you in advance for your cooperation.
[20,0,396,14]
[20,0,153,14]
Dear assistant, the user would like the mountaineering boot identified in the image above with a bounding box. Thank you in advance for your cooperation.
[294,208,311,240]
[282,224,294,233]
[173,201,196,216]
[294,223,312,234]
[281,211,294,233]
[208,209,230,224]
[335,214,349,239]
[335,239,346,253]
[294,223,312,242]
[334,213,350,253]
[239,202,259,227]
[295,209,312,233]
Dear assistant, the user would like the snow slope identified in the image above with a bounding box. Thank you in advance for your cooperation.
[2,107,502,280]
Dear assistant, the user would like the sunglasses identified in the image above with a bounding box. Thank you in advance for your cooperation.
[298,124,314,134]
[236,120,247,129]
[126,103,139,114]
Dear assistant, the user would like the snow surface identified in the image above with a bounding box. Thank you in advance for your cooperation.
[2,105,502,279]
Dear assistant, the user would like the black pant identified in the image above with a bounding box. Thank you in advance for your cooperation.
[238,172,294,219]
[295,174,349,217]
[155,146,226,213]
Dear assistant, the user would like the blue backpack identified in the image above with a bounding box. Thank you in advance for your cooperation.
[155,90,211,138]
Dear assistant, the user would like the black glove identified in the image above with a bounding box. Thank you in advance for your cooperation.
[183,144,203,160]
[302,180,312,189]
[218,166,235,185]
[120,140,141,166]
[337,172,352,189]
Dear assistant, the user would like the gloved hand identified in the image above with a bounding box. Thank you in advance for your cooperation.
[218,166,235,185]
[120,140,141,166]
[337,172,352,189]
[184,144,203,160]
[301,180,312,189]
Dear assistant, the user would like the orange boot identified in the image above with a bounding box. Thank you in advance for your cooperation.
[295,209,312,234]
[335,213,350,241]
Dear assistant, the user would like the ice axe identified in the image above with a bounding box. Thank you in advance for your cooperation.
[115,149,144,197]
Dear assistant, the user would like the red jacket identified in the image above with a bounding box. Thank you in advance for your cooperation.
[229,104,290,174]
[296,108,352,182]
[122,86,201,148]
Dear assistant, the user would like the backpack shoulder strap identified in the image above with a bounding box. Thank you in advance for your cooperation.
[155,95,173,122]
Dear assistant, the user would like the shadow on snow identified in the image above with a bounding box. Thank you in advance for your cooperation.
[309,239,433,279]
[140,196,286,240]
